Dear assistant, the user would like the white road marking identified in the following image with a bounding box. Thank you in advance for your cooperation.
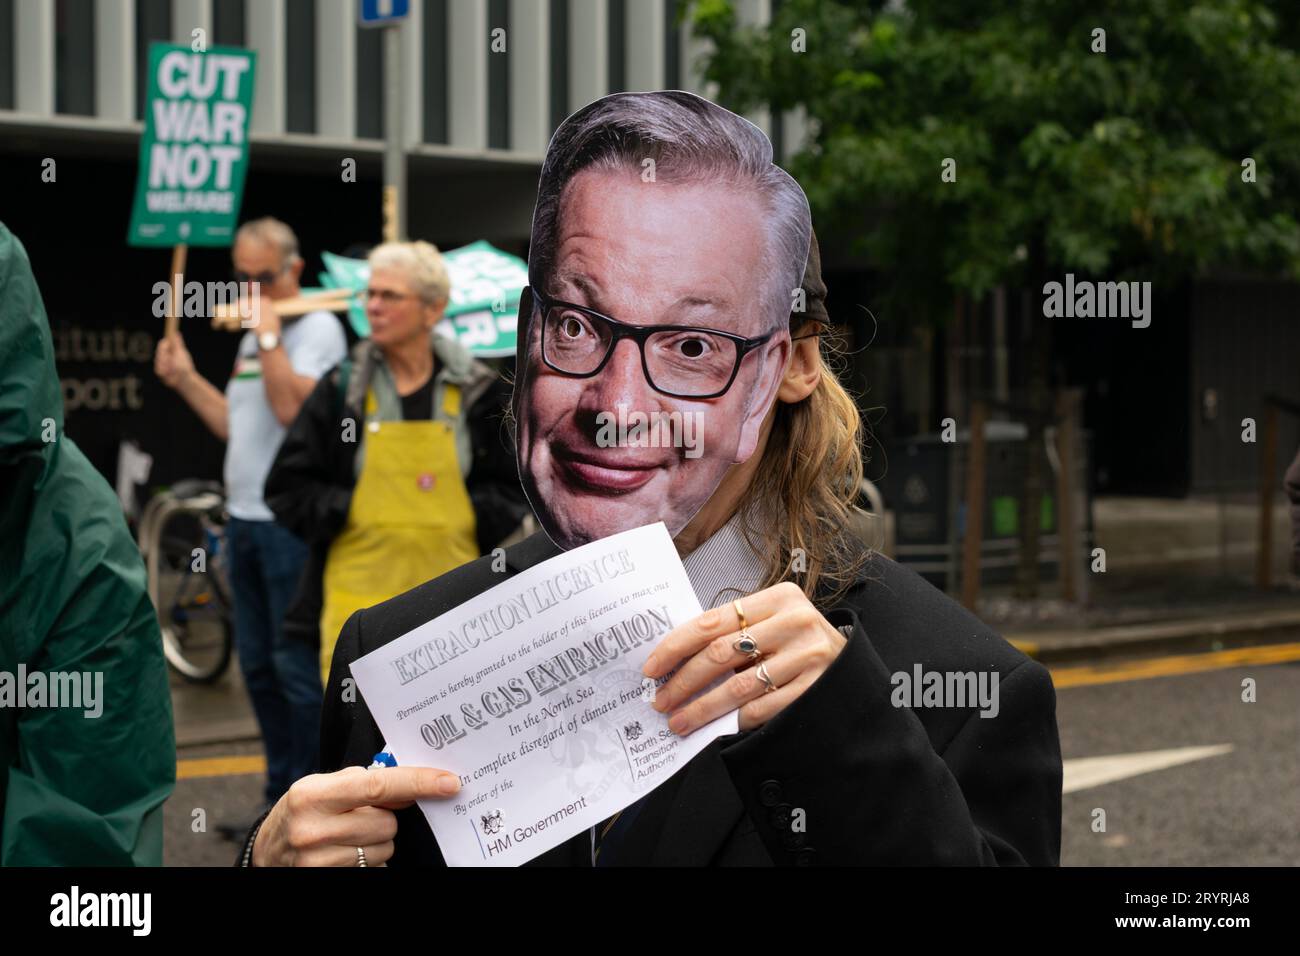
[1062,744,1235,794]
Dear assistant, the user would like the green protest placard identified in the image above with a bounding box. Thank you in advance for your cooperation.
[318,241,525,356]
[127,43,257,247]
[442,240,527,357]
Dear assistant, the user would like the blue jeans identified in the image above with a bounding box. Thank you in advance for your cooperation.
[226,516,322,805]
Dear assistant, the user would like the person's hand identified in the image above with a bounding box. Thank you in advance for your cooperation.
[246,283,281,336]
[643,581,847,735]
[154,333,195,389]
[251,765,461,867]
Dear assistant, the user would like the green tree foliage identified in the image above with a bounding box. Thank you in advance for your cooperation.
[690,0,1300,597]
[690,0,1300,322]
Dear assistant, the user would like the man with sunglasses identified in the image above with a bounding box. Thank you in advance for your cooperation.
[155,216,346,832]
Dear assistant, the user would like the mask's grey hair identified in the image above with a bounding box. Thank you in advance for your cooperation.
[527,91,811,336]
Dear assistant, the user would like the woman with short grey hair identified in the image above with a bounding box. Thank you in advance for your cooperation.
[264,241,530,684]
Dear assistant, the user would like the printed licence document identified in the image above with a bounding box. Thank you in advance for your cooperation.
[349,522,739,866]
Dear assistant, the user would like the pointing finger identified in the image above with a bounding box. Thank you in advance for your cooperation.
[316,765,461,814]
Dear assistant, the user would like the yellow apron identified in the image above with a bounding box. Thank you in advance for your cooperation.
[319,384,478,681]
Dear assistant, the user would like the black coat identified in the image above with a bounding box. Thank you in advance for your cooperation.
[320,531,1063,866]
[265,361,531,648]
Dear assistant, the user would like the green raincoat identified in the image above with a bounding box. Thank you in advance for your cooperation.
[0,222,174,865]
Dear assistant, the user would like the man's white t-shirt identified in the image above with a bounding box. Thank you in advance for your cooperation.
[224,309,347,521]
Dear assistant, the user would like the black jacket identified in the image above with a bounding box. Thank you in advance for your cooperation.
[265,352,531,648]
[319,532,1063,866]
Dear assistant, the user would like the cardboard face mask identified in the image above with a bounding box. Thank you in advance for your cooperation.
[514,91,812,551]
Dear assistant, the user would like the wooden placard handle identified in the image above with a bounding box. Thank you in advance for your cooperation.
[165,243,188,338]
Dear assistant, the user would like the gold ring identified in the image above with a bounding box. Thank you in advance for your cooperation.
[756,662,778,694]
[733,599,747,632]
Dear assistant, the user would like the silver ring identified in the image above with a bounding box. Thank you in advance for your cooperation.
[756,662,778,694]
[356,846,368,868]
[733,629,761,661]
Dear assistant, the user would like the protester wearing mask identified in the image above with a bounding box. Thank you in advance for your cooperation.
[244,93,1061,868]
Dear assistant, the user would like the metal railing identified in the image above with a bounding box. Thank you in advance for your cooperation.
[1255,394,1300,588]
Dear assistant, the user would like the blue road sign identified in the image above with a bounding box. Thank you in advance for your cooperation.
[359,0,409,27]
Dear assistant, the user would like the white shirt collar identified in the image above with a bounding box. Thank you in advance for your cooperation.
[680,508,767,611]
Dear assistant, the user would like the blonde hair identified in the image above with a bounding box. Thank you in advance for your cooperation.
[369,240,451,306]
[737,318,868,609]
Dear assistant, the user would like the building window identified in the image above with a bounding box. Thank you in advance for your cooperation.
[285,0,315,134]
[56,0,95,116]
[422,0,448,143]
[607,0,625,93]
[487,0,509,149]
[356,20,384,139]
[0,0,12,110]
[212,0,246,48]
[135,0,171,120]
[56,0,94,115]
[549,0,569,131]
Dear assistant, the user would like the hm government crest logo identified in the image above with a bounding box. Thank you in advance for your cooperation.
[623,721,644,742]
[481,809,503,836]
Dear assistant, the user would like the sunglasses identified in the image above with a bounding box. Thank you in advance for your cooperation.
[231,267,287,286]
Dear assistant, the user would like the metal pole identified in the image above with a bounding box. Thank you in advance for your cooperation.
[1056,390,1079,603]
[383,22,405,242]
[1257,403,1278,589]
[961,401,988,611]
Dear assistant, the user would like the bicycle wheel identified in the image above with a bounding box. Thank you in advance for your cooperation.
[155,512,234,683]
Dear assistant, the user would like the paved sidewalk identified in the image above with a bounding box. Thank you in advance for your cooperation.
[171,663,259,748]
[982,575,1300,663]
[960,494,1300,663]
[1005,605,1300,663]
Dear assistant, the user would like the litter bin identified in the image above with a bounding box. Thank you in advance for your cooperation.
[876,422,1093,591]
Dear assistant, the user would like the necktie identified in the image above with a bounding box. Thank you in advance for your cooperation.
[591,793,650,866]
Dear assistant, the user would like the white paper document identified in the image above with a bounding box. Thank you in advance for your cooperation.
[349,522,739,866]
